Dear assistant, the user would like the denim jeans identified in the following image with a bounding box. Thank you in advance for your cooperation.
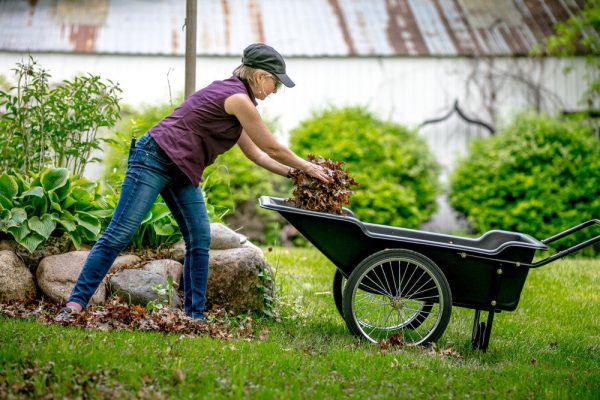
[69,134,211,318]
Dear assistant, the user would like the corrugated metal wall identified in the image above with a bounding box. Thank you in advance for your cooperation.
[0,0,589,56]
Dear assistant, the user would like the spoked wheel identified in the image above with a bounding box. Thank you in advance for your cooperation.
[405,301,434,329]
[332,269,346,318]
[342,249,452,346]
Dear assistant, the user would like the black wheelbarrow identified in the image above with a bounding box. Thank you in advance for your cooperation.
[259,196,599,352]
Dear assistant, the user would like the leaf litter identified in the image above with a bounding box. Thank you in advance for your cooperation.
[287,154,358,214]
[0,298,266,341]
[378,333,464,360]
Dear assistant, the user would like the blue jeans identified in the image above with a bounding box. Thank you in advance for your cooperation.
[69,134,211,318]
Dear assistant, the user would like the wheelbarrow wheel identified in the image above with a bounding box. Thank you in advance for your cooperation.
[405,301,434,330]
[332,269,346,318]
[342,249,452,346]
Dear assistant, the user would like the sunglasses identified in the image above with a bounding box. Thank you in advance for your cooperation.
[266,74,282,90]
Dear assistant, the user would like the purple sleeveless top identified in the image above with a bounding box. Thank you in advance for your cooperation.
[149,76,257,186]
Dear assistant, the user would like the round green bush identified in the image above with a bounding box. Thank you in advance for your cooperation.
[449,113,599,254]
[290,106,439,228]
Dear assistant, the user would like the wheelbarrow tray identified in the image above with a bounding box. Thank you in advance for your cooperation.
[261,197,544,311]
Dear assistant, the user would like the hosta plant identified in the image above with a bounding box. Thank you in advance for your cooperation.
[102,191,182,250]
[0,168,112,252]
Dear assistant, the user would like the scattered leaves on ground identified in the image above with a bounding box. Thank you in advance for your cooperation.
[0,298,265,341]
[378,334,464,360]
[287,154,358,214]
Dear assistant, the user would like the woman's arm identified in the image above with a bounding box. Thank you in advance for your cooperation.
[224,93,330,182]
[237,130,290,177]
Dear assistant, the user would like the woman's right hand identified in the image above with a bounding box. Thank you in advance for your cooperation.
[303,162,332,183]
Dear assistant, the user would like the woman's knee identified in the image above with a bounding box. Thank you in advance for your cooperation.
[98,224,136,250]
[182,225,210,251]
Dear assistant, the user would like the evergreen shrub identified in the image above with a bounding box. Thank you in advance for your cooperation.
[449,113,599,254]
[290,106,439,228]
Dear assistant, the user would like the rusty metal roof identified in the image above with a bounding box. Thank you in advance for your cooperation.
[0,0,589,57]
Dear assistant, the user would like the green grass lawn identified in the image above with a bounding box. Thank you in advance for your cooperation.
[1,247,598,399]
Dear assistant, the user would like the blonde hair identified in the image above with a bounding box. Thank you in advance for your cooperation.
[233,64,269,86]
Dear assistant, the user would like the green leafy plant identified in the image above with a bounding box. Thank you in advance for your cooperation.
[449,112,600,254]
[146,276,175,312]
[256,265,276,317]
[0,58,51,174]
[102,191,182,250]
[0,168,112,252]
[46,74,121,175]
[0,57,121,175]
[290,106,439,228]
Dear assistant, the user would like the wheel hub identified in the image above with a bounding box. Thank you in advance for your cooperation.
[390,297,404,310]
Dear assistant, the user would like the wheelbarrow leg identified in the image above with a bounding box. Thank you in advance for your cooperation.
[471,309,495,352]
[474,266,502,352]
[481,308,496,352]
[471,310,481,349]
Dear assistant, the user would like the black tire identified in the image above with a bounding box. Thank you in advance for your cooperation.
[332,269,345,318]
[342,249,452,345]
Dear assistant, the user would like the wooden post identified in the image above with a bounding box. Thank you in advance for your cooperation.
[184,0,197,99]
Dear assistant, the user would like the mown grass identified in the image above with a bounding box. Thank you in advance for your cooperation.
[1,247,598,399]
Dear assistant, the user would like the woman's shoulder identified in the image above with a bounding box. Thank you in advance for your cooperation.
[211,76,256,105]
[206,76,246,92]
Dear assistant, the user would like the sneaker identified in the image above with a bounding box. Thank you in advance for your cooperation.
[192,316,207,325]
[54,306,79,322]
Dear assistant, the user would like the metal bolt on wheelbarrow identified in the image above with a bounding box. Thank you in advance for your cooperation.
[260,196,599,352]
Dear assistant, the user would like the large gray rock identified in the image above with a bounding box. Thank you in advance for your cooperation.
[169,241,186,264]
[36,252,140,305]
[142,259,183,287]
[0,250,37,302]
[206,242,274,313]
[170,223,246,262]
[36,251,106,304]
[108,269,181,307]
[210,223,245,249]
[109,254,142,273]
[1,236,73,273]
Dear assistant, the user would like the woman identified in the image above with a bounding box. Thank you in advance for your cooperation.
[55,43,330,322]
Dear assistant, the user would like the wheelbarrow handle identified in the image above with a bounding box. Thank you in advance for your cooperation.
[530,219,600,268]
[541,219,600,245]
[461,220,600,268]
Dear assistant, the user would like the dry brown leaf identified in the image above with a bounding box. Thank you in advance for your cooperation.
[287,155,358,214]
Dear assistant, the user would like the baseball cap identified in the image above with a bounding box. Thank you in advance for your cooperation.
[241,43,295,88]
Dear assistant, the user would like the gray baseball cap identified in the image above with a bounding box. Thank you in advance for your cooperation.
[241,43,295,88]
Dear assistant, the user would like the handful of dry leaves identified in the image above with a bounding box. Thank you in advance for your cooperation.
[287,154,358,214]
